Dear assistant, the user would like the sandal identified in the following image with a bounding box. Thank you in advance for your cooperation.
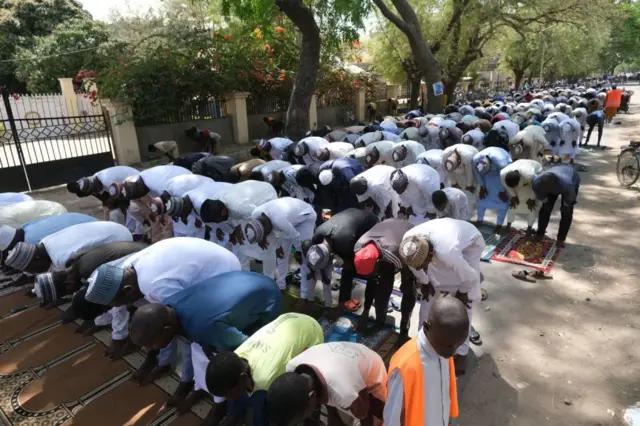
[470,326,482,345]
[512,270,536,283]
[532,271,553,280]
[343,298,361,312]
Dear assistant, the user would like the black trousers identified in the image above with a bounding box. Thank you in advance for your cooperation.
[585,121,603,145]
[339,256,356,303]
[363,263,416,332]
[537,185,579,242]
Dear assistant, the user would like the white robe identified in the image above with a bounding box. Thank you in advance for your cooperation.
[403,218,484,356]
[395,164,441,225]
[298,137,330,165]
[392,141,426,168]
[266,138,294,160]
[251,197,317,290]
[138,165,192,197]
[417,150,448,186]
[435,187,469,221]
[500,159,543,227]
[354,165,399,220]
[365,141,398,167]
[42,222,132,271]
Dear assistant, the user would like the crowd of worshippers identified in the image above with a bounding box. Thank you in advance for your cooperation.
[0,86,596,426]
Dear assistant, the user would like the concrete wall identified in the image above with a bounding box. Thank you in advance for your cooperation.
[247,112,285,142]
[135,117,234,160]
[316,106,343,127]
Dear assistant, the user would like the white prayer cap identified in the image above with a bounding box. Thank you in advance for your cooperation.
[319,170,333,186]
[0,225,17,251]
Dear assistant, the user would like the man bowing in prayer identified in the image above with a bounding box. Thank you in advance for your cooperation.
[351,165,399,220]
[399,218,484,374]
[84,237,241,408]
[303,208,379,317]
[4,221,132,274]
[431,188,470,221]
[244,197,317,292]
[532,165,580,247]
[353,219,416,344]
[384,297,469,426]
[472,147,513,234]
[204,313,324,426]
[390,164,441,226]
[268,342,388,426]
[129,271,283,423]
[318,158,364,215]
[500,159,543,237]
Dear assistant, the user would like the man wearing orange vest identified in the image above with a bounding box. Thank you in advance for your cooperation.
[384,297,469,426]
[604,85,624,123]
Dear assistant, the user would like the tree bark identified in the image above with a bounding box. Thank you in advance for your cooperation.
[373,0,444,113]
[276,0,320,141]
[409,75,421,109]
[513,69,525,90]
[442,79,453,105]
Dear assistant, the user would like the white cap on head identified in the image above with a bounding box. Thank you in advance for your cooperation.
[0,225,17,251]
[319,170,333,186]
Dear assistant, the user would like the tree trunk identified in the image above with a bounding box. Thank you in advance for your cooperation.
[444,80,456,106]
[373,0,444,114]
[409,75,421,109]
[276,0,320,141]
[513,69,525,90]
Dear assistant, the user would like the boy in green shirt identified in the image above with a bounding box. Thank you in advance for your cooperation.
[205,313,324,426]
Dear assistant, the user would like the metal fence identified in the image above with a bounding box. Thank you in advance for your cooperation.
[134,98,226,126]
[246,95,290,116]
[0,88,114,192]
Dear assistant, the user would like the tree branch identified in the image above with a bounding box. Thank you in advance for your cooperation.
[371,0,411,35]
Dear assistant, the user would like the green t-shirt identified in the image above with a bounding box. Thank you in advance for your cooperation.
[234,313,324,391]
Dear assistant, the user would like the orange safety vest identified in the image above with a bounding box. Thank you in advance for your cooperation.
[605,90,623,109]
[388,337,459,426]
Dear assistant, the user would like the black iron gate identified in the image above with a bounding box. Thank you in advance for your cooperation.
[0,88,115,193]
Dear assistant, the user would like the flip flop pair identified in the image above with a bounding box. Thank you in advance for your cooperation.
[512,270,553,282]
[343,298,361,312]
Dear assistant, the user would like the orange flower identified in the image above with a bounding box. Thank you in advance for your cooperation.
[214,53,223,59]
[353,40,361,48]
[274,26,286,33]
[265,43,271,51]
[279,70,286,81]
[355,57,363,63]
[352,80,360,89]
[223,34,232,42]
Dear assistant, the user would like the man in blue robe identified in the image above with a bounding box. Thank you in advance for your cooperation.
[472,147,513,234]
[128,270,283,424]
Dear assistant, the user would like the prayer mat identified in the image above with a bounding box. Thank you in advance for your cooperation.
[490,230,562,273]
[478,225,507,262]
[318,314,399,364]
[282,288,327,319]
[0,287,203,426]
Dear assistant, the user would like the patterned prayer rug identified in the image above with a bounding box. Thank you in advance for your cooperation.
[490,230,563,273]
[0,287,205,426]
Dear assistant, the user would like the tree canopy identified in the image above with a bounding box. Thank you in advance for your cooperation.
[0,0,90,92]
[14,19,110,93]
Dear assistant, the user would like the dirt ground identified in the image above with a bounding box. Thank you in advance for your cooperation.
[456,92,640,426]
[28,93,640,426]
